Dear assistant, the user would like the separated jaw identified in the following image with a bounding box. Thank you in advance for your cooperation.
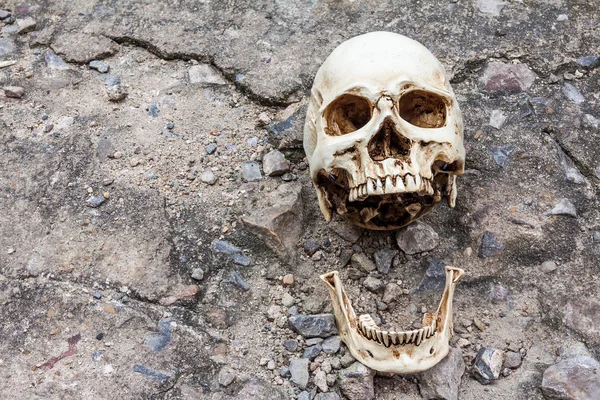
[321,266,464,374]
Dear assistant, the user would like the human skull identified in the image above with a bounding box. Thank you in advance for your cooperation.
[304,32,465,230]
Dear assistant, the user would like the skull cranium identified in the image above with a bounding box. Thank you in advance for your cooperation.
[304,32,465,230]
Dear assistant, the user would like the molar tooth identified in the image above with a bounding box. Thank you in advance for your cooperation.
[393,175,405,191]
[361,184,368,198]
[382,331,390,347]
[366,179,375,195]
[414,174,422,189]
[388,332,398,345]
[416,329,424,346]
[404,174,417,191]
[375,178,384,195]
[349,188,356,202]
[376,329,383,344]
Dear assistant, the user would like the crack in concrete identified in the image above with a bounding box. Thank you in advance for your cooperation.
[543,126,597,185]
[106,35,293,108]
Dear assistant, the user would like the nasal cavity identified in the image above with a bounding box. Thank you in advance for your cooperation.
[368,120,412,161]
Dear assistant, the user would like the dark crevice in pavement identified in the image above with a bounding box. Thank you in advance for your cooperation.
[106,35,294,108]
[450,57,488,84]
[542,126,597,185]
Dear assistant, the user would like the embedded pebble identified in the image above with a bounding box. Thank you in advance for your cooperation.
[262,150,290,176]
[363,276,384,293]
[396,221,439,254]
[479,231,504,258]
[17,17,36,34]
[351,252,376,272]
[417,348,465,400]
[241,161,262,182]
[89,60,109,73]
[503,351,522,369]
[472,346,504,384]
[488,110,507,129]
[540,260,557,273]
[283,339,298,352]
[322,336,341,354]
[3,86,24,99]
[548,198,577,217]
[302,344,322,360]
[562,83,585,104]
[213,240,250,266]
[338,362,375,400]
[188,64,227,85]
[191,268,204,281]
[289,358,309,389]
[288,314,337,338]
[541,356,600,399]
[374,249,398,274]
[206,143,217,154]
[200,169,217,185]
[86,196,106,208]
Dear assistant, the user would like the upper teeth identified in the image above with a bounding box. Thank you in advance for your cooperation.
[348,174,434,202]
[357,314,438,348]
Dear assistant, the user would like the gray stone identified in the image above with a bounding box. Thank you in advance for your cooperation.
[540,261,558,273]
[0,38,15,57]
[562,299,600,344]
[479,231,504,258]
[303,240,321,256]
[106,84,127,102]
[302,344,322,360]
[417,348,465,400]
[289,358,309,389]
[329,220,363,243]
[45,50,71,70]
[288,314,337,338]
[374,249,398,274]
[479,62,536,93]
[306,338,324,346]
[89,60,109,73]
[582,114,599,129]
[283,339,298,352]
[262,150,290,176]
[206,143,217,154]
[241,161,262,182]
[236,378,286,400]
[313,370,329,394]
[0,10,11,19]
[241,182,304,262]
[548,198,577,217]
[86,195,106,208]
[340,352,356,368]
[557,14,569,21]
[562,83,585,104]
[541,356,600,400]
[217,368,236,386]
[212,240,250,266]
[188,64,227,85]
[230,271,249,291]
[351,252,377,272]
[315,393,341,400]
[488,110,507,130]
[489,145,514,167]
[16,17,36,34]
[303,297,326,314]
[412,259,447,294]
[476,0,507,16]
[382,282,403,304]
[281,292,295,307]
[489,284,510,303]
[363,276,384,293]
[322,336,342,354]
[338,362,375,400]
[396,221,439,254]
[199,169,217,185]
[191,268,204,281]
[576,55,600,69]
[339,249,354,268]
[52,33,118,63]
[472,346,504,384]
[3,86,24,99]
[297,391,310,400]
[268,103,306,150]
[503,351,522,369]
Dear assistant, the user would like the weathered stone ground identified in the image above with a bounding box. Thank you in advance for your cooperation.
[1,0,599,399]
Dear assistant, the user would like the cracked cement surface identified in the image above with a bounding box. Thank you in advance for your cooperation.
[1,0,599,399]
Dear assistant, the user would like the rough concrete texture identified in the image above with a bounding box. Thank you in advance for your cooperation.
[0,0,599,399]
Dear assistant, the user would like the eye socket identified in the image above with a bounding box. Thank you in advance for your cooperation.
[398,90,447,128]
[324,94,372,136]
